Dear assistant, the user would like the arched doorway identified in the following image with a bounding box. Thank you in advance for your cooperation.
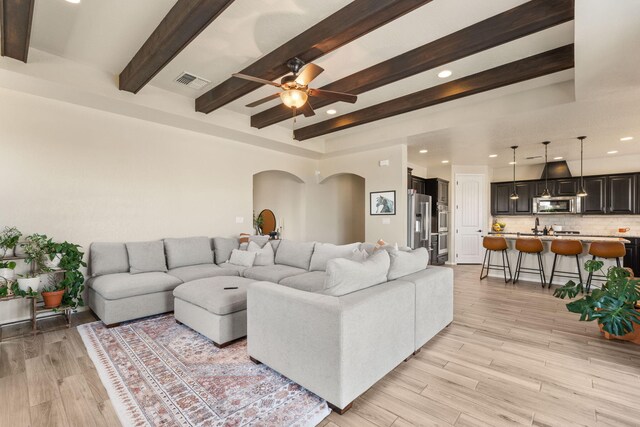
[253,170,305,241]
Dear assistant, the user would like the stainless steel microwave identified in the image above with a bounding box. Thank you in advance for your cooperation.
[532,196,581,214]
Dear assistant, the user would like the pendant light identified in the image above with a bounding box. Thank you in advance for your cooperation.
[577,136,588,197]
[541,141,552,198]
[510,146,519,200]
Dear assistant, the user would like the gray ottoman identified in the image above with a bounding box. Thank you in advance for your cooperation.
[173,276,257,347]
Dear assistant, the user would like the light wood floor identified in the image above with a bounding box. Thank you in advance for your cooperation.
[2,264,640,427]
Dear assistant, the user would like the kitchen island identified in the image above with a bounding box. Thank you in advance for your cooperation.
[485,233,630,287]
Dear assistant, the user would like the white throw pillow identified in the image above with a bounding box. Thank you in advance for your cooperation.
[350,248,369,262]
[229,249,256,267]
[387,247,429,280]
[248,241,275,266]
[323,250,390,296]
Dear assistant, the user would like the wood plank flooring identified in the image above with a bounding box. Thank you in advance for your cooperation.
[2,264,639,427]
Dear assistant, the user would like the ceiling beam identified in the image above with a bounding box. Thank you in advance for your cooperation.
[294,44,575,141]
[252,0,574,129]
[119,0,236,94]
[0,0,35,62]
[195,0,431,114]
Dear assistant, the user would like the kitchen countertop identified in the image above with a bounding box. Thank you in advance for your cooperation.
[488,232,630,244]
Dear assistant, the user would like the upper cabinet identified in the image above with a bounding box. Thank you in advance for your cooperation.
[582,176,607,214]
[424,178,449,205]
[556,178,578,196]
[491,183,512,215]
[609,174,636,214]
[491,182,533,215]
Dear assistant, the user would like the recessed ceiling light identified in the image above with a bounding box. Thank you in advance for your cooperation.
[419,149,428,154]
[621,136,634,141]
[554,156,563,160]
[437,70,452,79]
[441,160,449,164]
[489,154,497,158]
[65,0,81,3]
[607,150,618,154]
[326,109,337,115]
[509,161,517,165]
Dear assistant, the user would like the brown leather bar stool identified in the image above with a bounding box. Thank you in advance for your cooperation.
[586,241,626,292]
[549,239,584,288]
[514,238,546,287]
[480,236,512,283]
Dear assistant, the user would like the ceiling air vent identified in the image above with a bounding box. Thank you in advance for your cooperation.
[174,72,210,90]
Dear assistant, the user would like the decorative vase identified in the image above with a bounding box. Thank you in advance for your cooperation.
[0,247,14,258]
[17,276,41,292]
[44,254,62,269]
[0,268,16,281]
[42,290,64,309]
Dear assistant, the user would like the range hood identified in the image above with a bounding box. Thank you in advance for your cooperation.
[541,161,572,179]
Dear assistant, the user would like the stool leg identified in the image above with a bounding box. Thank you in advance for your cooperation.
[480,250,489,280]
[586,255,597,293]
[504,250,513,282]
[549,254,558,288]
[501,250,509,283]
[514,252,522,284]
[616,257,621,268]
[575,255,583,285]
[537,252,546,288]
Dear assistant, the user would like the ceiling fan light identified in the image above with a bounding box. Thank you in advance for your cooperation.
[541,188,551,199]
[280,89,308,109]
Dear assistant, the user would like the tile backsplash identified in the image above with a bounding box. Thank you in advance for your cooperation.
[493,215,640,237]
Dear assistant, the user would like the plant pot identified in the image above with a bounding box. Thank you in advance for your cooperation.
[599,320,640,345]
[42,290,64,309]
[17,276,41,292]
[0,268,16,281]
[0,246,14,258]
[44,253,62,269]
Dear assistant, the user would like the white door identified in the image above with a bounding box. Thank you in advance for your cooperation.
[455,174,486,264]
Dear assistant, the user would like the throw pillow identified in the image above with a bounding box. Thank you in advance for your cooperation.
[239,233,250,244]
[309,242,361,271]
[163,236,213,269]
[387,247,429,280]
[274,240,316,270]
[248,241,275,266]
[323,250,390,296]
[126,241,167,274]
[213,237,239,264]
[229,249,256,267]
[350,248,369,262]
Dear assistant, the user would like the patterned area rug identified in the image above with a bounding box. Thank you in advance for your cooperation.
[78,314,329,426]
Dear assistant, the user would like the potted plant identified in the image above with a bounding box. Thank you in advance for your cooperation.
[54,241,86,309]
[16,233,48,292]
[0,260,17,281]
[0,226,22,258]
[43,238,62,269]
[554,260,640,344]
[40,282,65,308]
[253,212,264,236]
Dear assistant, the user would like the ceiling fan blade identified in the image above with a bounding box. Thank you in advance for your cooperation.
[298,102,315,117]
[246,92,282,108]
[295,63,324,86]
[232,73,281,88]
[309,88,357,104]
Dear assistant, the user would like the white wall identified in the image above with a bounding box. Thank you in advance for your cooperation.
[253,171,306,241]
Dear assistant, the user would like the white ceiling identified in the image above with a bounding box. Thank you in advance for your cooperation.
[11,0,640,167]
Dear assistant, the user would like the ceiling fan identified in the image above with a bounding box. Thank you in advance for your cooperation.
[232,57,357,117]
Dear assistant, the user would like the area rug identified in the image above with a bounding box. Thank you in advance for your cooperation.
[78,314,329,426]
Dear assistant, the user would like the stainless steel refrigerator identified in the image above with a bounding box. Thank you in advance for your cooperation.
[407,190,432,251]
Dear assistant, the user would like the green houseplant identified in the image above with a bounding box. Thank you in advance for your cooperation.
[16,233,49,292]
[43,241,86,309]
[0,226,22,258]
[554,260,640,343]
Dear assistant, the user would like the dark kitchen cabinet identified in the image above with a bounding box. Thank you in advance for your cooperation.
[582,176,607,214]
[438,180,449,204]
[556,179,578,196]
[491,183,513,215]
[424,178,449,205]
[411,176,426,194]
[513,182,533,214]
[608,174,636,214]
[532,180,555,197]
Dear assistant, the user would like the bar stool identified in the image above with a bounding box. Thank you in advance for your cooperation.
[549,239,584,288]
[586,241,626,292]
[480,236,512,283]
[514,238,546,287]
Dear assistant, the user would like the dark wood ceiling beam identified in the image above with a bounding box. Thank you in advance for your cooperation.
[119,0,236,94]
[195,0,431,114]
[0,0,35,62]
[252,0,574,129]
[294,44,574,141]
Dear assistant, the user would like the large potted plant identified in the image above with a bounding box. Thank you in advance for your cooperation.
[0,226,22,258]
[17,233,48,292]
[44,241,86,309]
[0,260,17,282]
[554,260,640,344]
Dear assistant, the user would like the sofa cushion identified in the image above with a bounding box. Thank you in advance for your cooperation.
[248,241,275,266]
[275,240,315,270]
[173,276,257,315]
[309,242,360,271]
[126,241,167,274]
[213,237,239,264]
[323,250,390,296]
[90,242,129,277]
[279,271,327,293]
[243,265,307,283]
[229,249,256,267]
[217,262,248,275]
[87,272,182,300]
[167,264,239,282]
[387,247,429,280]
[163,236,213,269]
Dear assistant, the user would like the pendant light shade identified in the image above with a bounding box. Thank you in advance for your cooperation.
[510,146,519,200]
[577,136,588,197]
[541,141,551,198]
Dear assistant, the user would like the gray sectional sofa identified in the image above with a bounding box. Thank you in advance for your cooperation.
[85,236,454,414]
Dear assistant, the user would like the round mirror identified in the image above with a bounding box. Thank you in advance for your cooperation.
[259,209,277,235]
